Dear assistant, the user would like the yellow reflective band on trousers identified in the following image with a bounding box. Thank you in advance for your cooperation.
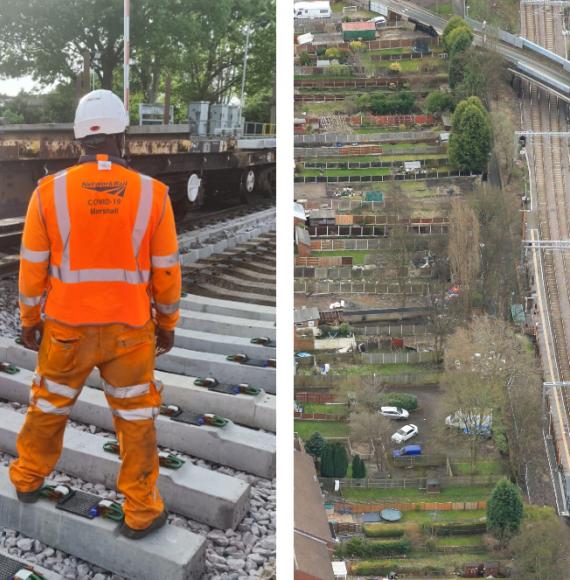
[9,318,164,530]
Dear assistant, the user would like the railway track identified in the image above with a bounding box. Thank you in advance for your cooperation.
[0,226,276,578]
[0,199,275,278]
[521,0,570,514]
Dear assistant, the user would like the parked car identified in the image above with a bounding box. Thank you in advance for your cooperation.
[392,444,422,458]
[391,424,418,444]
[379,406,409,420]
[446,410,492,437]
[367,15,387,28]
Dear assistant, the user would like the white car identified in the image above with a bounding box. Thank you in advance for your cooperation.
[379,406,409,420]
[391,424,418,444]
[368,15,387,27]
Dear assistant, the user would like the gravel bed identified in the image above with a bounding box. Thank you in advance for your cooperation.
[0,401,276,579]
[0,277,20,338]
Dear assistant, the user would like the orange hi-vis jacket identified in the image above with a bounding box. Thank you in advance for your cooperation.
[19,154,182,330]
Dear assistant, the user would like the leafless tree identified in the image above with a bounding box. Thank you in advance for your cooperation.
[448,198,481,312]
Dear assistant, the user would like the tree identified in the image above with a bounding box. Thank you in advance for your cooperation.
[349,410,393,472]
[491,111,516,185]
[332,443,348,478]
[442,16,470,51]
[0,0,276,110]
[448,27,473,57]
[511,510,570,579]
[425,91,453,114]
[305,432,326,460]
[352,454,367,478]
[449,96,492,173]
[487,478,523,542]
[447,198,480,311]
[320,442,335,477]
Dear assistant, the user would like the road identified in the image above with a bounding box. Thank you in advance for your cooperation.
[378,0,570,99]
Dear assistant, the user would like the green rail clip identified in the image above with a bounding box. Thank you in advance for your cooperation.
[226,354,276,368]
[0,362,19,374]
[193,377,261,396]
[104,440,184,469]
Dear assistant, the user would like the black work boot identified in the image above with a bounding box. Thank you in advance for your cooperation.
[16,485,43,503]
[119,510,168,540]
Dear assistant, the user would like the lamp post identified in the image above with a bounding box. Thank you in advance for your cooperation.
[240,26,251,111]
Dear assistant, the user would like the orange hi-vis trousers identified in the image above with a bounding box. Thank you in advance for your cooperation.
[9,318,165,530]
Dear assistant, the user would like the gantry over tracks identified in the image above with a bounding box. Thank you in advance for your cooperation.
[0,123,276,219]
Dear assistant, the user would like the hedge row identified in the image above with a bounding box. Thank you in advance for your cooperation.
[380,392,418,412]
[336,537,411,558]
[352,560,447,575]
[362,523,407,538]
[421,519,487,536]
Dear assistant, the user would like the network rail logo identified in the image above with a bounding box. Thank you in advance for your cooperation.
[82,181,127,197]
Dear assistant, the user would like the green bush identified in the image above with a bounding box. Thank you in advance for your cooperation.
[380,392,418,412]
[357,91,416,115]
[299,51,313,66]
[352,561,447,575]
[421,519,487,536]
[362,524,406,538]
[425,90,453,114]
[337,537,411,558]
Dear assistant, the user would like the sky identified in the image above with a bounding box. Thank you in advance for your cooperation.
[0,76,48,96]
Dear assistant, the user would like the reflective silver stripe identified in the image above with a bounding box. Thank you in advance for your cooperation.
[50,265,150,284]
[155,301,180,315]
[151,252,179,268]
[103,381,150,399]
[34,398,72,415]
[111,407,159,421]
[20,245,50,263]
[45,378,78,399]
[19,293,43,307]
[54,171,71,255]
[132,175,153,258]
[50,169,152,285]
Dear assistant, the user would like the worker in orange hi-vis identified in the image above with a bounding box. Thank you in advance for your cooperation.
[9,89,182,539]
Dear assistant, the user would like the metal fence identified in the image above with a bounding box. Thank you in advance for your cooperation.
[362,350,439,364]
[294,280,431,296]
[294,130,437,144]
[295,169,477,183]
[301,158,448,169]
[294,145,445,158]
[355,323,431,337]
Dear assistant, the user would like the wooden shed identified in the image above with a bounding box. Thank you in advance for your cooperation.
[341,21,376,41]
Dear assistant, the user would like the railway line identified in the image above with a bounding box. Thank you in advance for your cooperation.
[520,0,570,514]
[0,204,276,577]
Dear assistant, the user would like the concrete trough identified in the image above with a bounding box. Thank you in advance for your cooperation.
[0,547,64,580]
[0,370,276,478]
[174,328,275,359]
[156,347,276,394]
[0,466,206,580]
[179,293,275,322]
[178,310,276,340]
[0,407,250,530]
[0,340,276,431]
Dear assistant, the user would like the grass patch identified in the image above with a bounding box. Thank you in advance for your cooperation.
[302,402,349,415]
[294,419,350,440]
[434,2,453,16]
[329,362,441,376]
[341,485,493,503]
[312,250,371,264]
[300,167,392,177]
[435,534,485,548]
[453,461,506,476]
[398,509,486,524]
[314,153,448,164]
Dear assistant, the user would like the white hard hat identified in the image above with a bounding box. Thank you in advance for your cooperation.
[74,89,128,139]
